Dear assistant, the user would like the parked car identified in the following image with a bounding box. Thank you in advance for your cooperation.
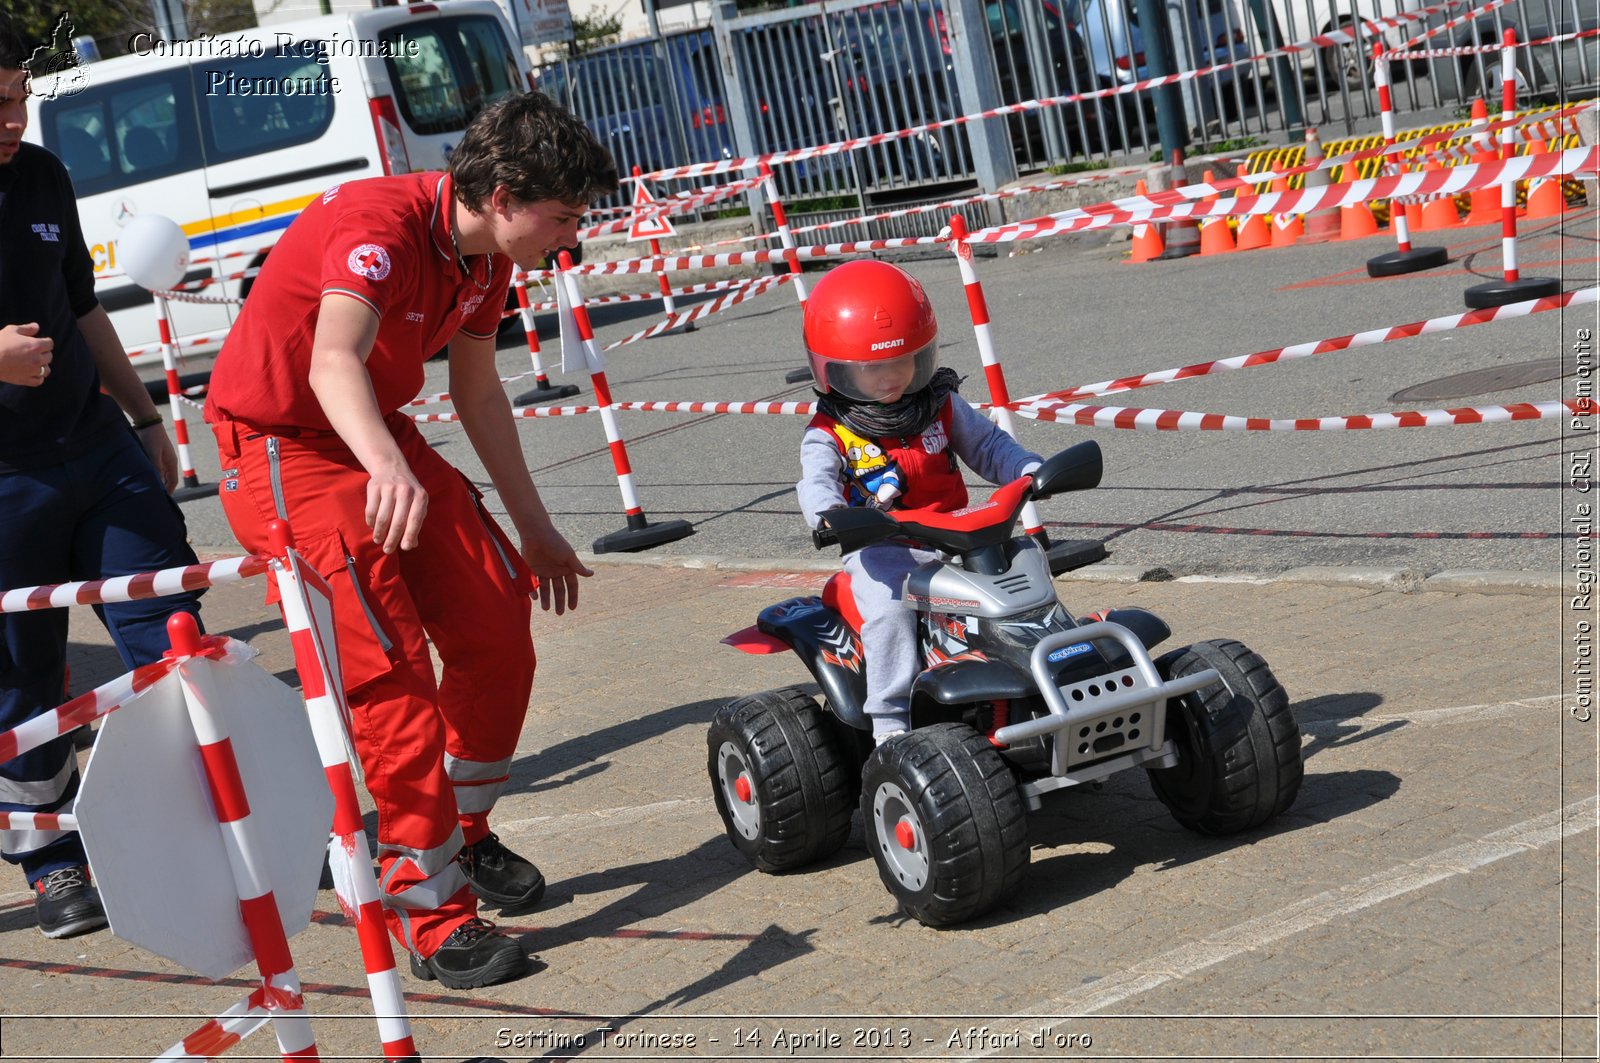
[1066,0,1264,123]
[830,0,1148,182]
[24,0,530,367]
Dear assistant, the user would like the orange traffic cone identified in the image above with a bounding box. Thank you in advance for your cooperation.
[1467,96,1490,150]
[1235,209,1270,250]
[1417,159,1462,231]
[1463,147,1502,227]
[1524,138,1566,218]
[1334,165,1381,240]
[1300,126,1342,244]
[1197,170,1236,255]
[1127,179,1165,263]
[1269,179,1303,247]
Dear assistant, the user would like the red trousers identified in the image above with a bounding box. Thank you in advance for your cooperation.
[213,413,535,955]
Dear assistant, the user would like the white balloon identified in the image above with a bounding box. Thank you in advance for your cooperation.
[119,213,190,292]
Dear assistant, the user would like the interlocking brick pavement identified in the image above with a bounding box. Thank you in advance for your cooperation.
[0,558,1593,1061]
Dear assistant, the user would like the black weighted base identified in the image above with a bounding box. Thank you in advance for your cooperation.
[1041,538,1107,575]
[1464,276,1563,309]
[1366,245,1448,278]
[173,481,219,503]
[513,382,581,406]
[592,517,696,554]
[784,366,813,385]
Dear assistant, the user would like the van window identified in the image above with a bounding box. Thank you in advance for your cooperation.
[382,15,522,136]
[195,48,337,162]
[39,69,202,196]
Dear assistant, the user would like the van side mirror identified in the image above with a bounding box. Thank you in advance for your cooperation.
[1029,440,1103,500]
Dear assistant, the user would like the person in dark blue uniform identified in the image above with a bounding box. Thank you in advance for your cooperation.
[0,17,203,939]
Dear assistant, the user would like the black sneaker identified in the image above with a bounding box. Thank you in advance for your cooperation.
[34,866,108,940]
[455,832,545,911]
[408,918,529,989]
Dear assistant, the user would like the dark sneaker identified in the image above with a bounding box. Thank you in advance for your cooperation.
[408,918,529,989]
[456,832,545,911]
[34,866,108,940]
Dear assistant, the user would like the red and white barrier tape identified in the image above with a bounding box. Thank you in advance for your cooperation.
[552,236,937,277]
[1393,0,1513,50]
[154,988,273,1061]
[602,273,792,350]
[151,287,246,307]
[971,146,1596,242]
[1018,398,1589,430]
[636,0,1485,182]
[576,174,767,240]
[0,636,244,762]
[414,398,820,423]
[0,554,271,614]
[0,811,77,830]
[1401,24,1600,58]
[1016,288,1597,408]
[521,277,749,312]
[124,330,230,361]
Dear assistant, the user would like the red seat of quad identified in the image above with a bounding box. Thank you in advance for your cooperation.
[822,571,865,634]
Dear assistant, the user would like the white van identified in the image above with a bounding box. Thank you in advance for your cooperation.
[23,1,531,367]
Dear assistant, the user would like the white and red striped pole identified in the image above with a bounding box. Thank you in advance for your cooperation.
[761,162,819,386]
[1366,43,1448,277]
[166,612,321,1062]
[557,251,695,553]
[510,271,579,407]
[632,166,688,333]
[945,214,1103,574]
[266,520,417,1062]
[154,295,216,502]
[1464,29,1561,307]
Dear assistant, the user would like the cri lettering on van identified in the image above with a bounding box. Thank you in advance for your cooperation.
[91,241,117,273]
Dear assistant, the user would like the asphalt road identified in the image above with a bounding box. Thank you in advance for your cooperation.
[168,205,1598,577]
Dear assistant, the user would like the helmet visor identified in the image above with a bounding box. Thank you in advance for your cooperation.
[811,340,938,403]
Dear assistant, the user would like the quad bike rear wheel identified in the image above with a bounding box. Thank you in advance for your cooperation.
[861,723,1028,927]
[708,687,854,872]
[1147,639,1303,834]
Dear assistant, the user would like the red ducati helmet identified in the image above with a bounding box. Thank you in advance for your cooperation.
[804,259,938,403]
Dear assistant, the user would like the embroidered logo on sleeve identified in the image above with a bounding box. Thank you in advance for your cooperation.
[347,244,392,281]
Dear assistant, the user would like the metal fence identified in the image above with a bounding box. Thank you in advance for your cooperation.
[533,0,1597,211]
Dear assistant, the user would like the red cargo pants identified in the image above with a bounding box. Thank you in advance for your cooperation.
[213,412,536,955]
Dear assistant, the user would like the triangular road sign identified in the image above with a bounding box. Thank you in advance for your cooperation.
[628,182,678,242]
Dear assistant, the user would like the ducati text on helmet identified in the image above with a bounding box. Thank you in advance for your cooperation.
[804,260,939,404]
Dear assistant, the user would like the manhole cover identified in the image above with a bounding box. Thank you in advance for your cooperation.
[1390,357,1569,403]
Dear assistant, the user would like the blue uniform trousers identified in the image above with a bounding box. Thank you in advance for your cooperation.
[0,430,202,884]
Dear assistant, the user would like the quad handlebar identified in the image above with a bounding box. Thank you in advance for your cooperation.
[814,440,1103,557]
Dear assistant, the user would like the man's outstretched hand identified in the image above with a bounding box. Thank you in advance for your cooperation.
[520,525,594,615]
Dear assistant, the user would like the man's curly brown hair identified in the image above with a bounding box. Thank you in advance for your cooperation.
[450,91,618,209]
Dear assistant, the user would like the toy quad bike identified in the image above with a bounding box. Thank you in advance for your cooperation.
[707,440,1303,927]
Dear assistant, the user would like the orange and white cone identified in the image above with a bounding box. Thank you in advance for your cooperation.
[1417,159,1463,231]
[1197,170,1235,255]
[1235,196,1270,251]
[1463,147,1503,226]
[1269,177,1303,247]
[1524,138,1566,218]
[1334,165,1380,240]
[1127,179,1165,263]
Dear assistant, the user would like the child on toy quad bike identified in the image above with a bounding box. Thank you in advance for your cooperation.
[796,259,1042,747]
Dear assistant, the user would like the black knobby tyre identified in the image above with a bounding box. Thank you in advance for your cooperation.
[861,723,1028,927]
[707,687,855,872]
[1147,639,1303,835]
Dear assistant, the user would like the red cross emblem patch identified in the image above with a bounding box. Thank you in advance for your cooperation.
[347,243,392,281]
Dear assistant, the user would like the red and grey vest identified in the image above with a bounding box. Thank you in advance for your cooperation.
[808,400,966,512]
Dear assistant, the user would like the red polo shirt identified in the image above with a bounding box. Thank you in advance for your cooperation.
[206,172,511,431]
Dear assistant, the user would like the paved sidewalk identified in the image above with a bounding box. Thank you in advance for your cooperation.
[0,560,1594,1061]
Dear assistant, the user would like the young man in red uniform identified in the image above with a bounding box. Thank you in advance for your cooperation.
[205,92,616,989]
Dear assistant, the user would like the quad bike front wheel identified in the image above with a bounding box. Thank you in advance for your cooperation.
[707,687,854,873]
[1147,639,1303,834]
[861,723,1028,927]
